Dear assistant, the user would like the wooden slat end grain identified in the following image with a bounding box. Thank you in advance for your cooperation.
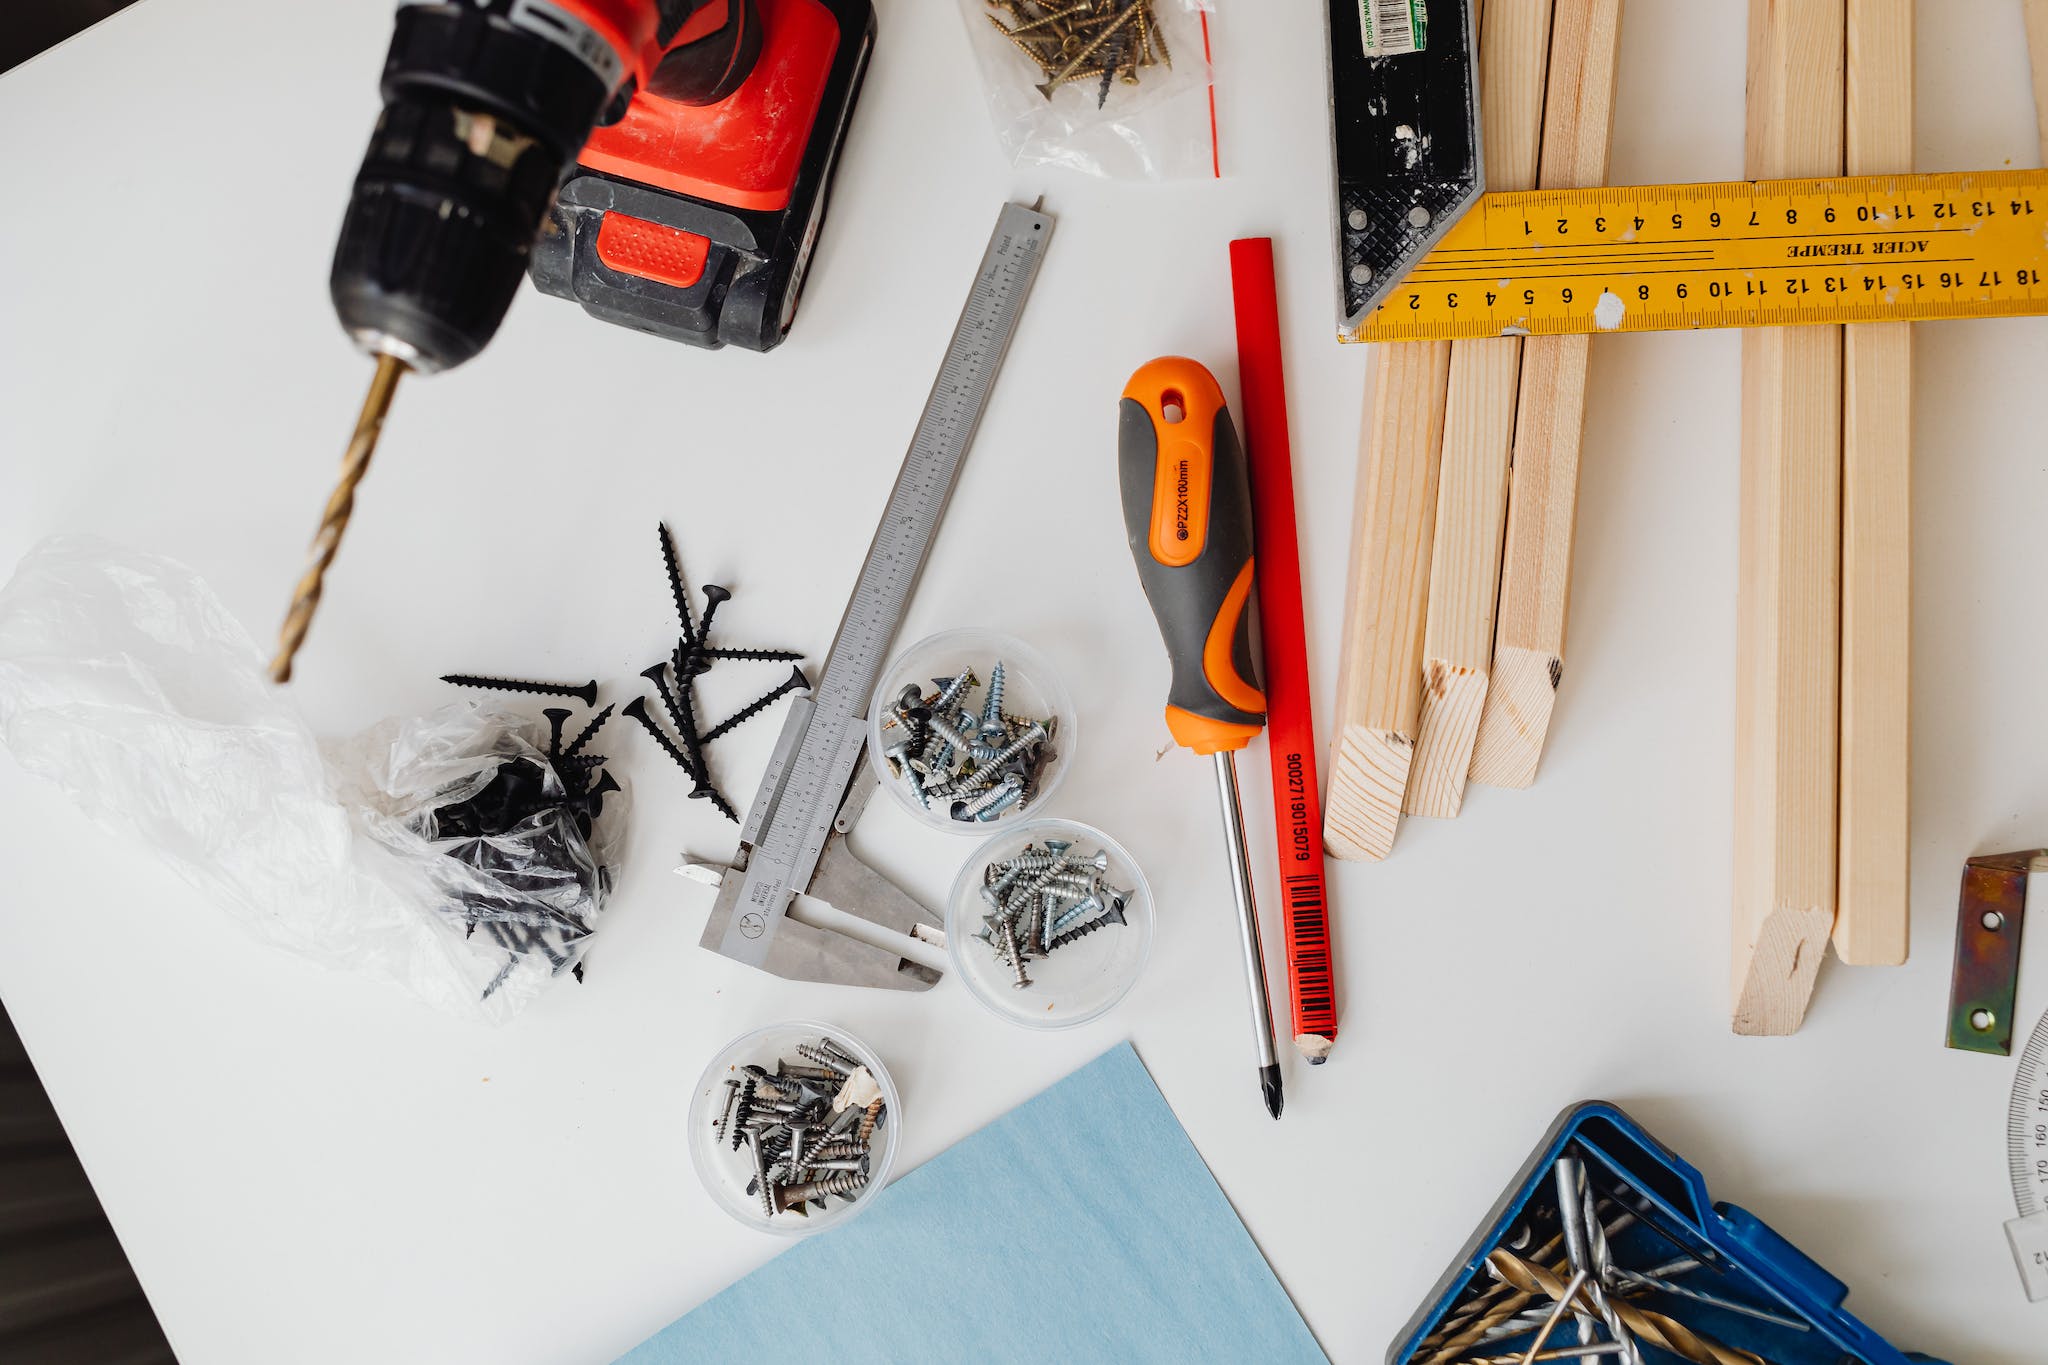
[1324,342,1452,860]
[1405,0,1554,818]
[1466,0,1622,789]
[1730,0,1845,1034]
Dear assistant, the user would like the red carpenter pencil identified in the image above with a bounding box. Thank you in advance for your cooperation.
[1229,237,1337,1063]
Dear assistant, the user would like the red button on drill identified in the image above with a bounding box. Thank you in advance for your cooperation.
[593,213,713,288]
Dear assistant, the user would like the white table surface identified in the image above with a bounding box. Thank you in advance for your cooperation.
[4,2,2047,1361]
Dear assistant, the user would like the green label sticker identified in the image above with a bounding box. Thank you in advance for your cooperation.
[1360,0,1427,57]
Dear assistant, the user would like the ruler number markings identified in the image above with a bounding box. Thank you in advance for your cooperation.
[2012,1013,2048,1219]
[718,208,1050,963]
[1362,171,2048,339]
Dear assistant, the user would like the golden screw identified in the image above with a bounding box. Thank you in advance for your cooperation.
[1006,1,1091,37]
[986,11,1055,70]
[1036,0,1144,94]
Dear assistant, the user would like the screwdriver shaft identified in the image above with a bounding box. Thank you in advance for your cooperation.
[1215,750,1283,1118]
[269,353,408,683]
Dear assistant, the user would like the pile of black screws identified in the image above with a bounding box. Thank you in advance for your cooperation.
[429,676,622,995]
[710,1036,887,1220]
[624,523,809,824]
[880,661,1056,823]
[973,839,1130,989]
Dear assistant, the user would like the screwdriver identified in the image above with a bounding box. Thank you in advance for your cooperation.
[1117,357,1283,1120]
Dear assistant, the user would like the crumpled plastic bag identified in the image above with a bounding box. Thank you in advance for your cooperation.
[0,537,626,1022]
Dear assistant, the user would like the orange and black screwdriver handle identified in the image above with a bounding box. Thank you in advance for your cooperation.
[1118,358,1268,755]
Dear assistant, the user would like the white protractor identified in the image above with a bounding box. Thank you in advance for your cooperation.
[2008,1007,2048,1302]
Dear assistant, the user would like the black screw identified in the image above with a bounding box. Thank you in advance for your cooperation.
[731,1079,757,1150]
[698,584,732,642]
[698,646,804,664]
[542,707,572,758]
[657,650,715,779]
[576,770,622,823]
[689,784,741,824]
[630,671,745,822]
[442,674,598,707]
[1047,898,1127,952]
[716,1080,749,1142]
[621,696,696,773]
[657,523,699,646]
[561,703,616,760]
[700,666,809,745]
[640,663,702,776]
[1096,28,1125,107]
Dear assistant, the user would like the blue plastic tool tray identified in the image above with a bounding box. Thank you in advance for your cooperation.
[1389,1101,1949,1365]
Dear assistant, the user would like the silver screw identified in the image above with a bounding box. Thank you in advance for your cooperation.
[787,1125,810,1181]
[926,710,977,752]
[1051,894,1105,935]
[980,660,1008,739]
[748,1130,776,1218]
[932,669,977,711]
[954,772,1025,820]
[974,722,1047,782]
[974,784,1026,821]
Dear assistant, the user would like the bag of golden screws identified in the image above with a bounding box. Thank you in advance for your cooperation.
[955,0,1217,179]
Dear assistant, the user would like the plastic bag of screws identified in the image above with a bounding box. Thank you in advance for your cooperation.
[946,818,1155,1029]
[867,629,1076,834]
[0,538,626,1024]
[955,0,1218,180]
[687,1023,902,1237]
[339,695,628,1010]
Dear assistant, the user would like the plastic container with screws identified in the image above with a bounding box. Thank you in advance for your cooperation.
[866,628,1077,835]
[686,1021,901,1237]
[946,817,1154,1030]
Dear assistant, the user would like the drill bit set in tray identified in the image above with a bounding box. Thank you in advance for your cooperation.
[1394,1104,1947,1365]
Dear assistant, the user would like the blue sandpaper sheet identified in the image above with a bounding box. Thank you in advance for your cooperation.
[616,1042,1327,1364]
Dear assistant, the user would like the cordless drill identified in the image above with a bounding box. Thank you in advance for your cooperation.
[272,0,874,682]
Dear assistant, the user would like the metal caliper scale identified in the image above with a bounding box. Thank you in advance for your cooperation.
[677,200,1054,990]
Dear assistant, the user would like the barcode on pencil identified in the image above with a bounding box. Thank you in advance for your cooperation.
[1359,0,1425,57]
[1283,876,1336,1029]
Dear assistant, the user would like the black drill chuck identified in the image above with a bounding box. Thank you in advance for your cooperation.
[329,3,614,374]
[329,0,762,375]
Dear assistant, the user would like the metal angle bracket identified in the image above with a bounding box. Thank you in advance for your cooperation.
[1324,0,1483,340]
[1945,848,2041,1055]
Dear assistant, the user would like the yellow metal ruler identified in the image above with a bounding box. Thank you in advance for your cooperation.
[1348,169,2048,342]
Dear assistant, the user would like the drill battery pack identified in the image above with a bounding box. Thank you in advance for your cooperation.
[530,0,873,352]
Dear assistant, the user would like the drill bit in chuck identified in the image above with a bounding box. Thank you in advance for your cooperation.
[269,354,407,683]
